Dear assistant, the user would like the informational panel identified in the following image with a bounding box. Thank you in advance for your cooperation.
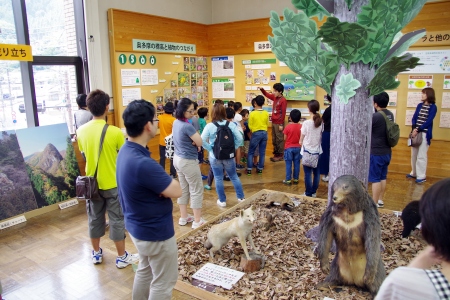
[408,75,433,89]
[211,56,234,77]
[407,92,422,107]
[141,69,158,85]
[439,112,450,128]
[442,92,450,109]
[405,110,415,126]
[444,75,450,89]
[402,50,450,73]
[386,91,398,106]
[212,78,235,98]
[122,88,141,106]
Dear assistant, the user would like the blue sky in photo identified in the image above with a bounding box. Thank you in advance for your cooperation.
[15,123,70,157]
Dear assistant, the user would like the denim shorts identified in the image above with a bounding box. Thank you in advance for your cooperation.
[368,154,391,183]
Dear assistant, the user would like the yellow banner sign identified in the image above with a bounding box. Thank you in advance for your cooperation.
[0,44,33,61]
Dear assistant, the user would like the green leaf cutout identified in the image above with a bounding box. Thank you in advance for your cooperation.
[291,0,331,20]
[345,0,353,10]
[384,29,426,63]
[268,9,338,94]
[357,0,427,68]
[367,54,422,97]
[317,17,375,67]
[336,73,361,104]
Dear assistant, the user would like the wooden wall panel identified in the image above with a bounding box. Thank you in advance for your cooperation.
[404,1,450,33]
[108,9,209,54]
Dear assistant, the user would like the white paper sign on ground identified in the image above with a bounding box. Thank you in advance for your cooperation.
[121,69,140,86]
[439,112,450,128]
[442,92,450,109]
[122,88,141,106]
[141,69,158,85]
[192,263,245,290]
[407,92,422,108]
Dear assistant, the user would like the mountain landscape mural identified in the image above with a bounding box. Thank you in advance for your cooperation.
[0,131,38,221]
[16,123,80,208]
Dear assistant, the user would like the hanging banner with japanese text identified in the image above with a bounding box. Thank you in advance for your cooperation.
[0,44,33,61]
[132,39,196,54]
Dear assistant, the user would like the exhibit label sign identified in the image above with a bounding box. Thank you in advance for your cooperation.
[132,39,196,54]
[0,43,33,61]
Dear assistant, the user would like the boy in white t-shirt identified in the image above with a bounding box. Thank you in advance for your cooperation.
[233,102,245,170]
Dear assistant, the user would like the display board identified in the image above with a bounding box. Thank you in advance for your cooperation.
[113,52,209,126]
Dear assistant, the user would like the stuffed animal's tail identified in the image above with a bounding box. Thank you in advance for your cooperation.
[204,239,212,249]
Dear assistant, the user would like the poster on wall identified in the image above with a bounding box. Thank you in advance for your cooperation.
[121,69,141,86]
[408,75,433,89]
[444,75,450,89]
[389,109,397,122]
[141,69,158,85]
[386,91,398,106]
[439,112,450,128]
[442,92,450,109]
[15,124,80,209]
[122,88,142,106]
[407,92,422,108]
[405,110,415,126]
[402,50,450,73]
[212,78,235,98]
[0,131,38,221]
[280,74,316,101]
[211,56,234,77]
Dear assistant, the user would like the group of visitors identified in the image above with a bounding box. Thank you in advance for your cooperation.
[73,83,439,300]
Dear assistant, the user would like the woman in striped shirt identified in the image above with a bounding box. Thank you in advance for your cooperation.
[406,87,437,184]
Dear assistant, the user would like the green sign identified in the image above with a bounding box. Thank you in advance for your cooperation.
[132,39,196,54]
[242,59,277,65]
[118,54,127,65]
[212,78,231,82]
[149,55,156,65]
[139,55,147,65]
[129,54,136,65]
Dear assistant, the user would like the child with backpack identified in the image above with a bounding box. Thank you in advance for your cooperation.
[247,95,269,175]
[283,109,302,185]
[201,104,245,207]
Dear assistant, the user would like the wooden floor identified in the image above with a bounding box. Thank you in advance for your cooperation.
[0,153,447,299]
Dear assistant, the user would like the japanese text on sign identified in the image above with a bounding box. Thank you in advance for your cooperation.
[0,44,33,61]
[132,39,196,54]
[254,41,272,52]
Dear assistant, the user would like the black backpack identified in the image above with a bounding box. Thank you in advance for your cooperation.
[213,121,235,159]
[379,110,400,147]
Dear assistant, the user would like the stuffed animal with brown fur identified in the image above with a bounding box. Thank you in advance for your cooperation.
[265,191,295,211]
[316,175,386,297]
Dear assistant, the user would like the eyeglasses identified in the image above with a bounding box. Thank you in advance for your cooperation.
[186,110,195,114]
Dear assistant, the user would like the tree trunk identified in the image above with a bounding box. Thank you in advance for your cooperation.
[328,0,375,202]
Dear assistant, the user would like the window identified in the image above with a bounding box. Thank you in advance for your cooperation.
[0,0,88,132]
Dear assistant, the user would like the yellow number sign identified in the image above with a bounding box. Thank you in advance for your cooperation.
[0,44,33,61]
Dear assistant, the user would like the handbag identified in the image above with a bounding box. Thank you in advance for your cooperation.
[408,130,422,147]
[76,124,109,200]
[302,146,320,168]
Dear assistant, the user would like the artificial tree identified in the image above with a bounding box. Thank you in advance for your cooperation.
[269,0,427,201]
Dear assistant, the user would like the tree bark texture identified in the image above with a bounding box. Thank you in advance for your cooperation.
[328,0,375,202]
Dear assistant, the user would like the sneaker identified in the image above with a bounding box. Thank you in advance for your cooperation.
[302,193,316,197]
[406,174,416,179]
[116,251,139,269]
[247,170,252,176]
[223,176,231,181]
[192,218,206,229]
[241,157,247,163]
[322,176,329,182]
[92,248,103,265]
[415,178,426,184]
[283,180,292,185]
[236,164,245,170]
[217,199,226,207]
[293,179,299,185]
[237,173,242,177]
[270,156,283,162]
[204,184,211,190]
[312,193,316,198]
[238,198,245,202]
[201,174,208,180]
[257,169,263,174]
[377,200,384,208]
[179,214,194,226]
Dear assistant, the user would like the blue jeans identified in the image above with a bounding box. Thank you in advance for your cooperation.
[284,147,301,181]
[210,156,244,202]
[247,131,268,171]
[303,162,320,196]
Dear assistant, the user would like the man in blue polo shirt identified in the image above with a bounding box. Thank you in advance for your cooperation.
[117,100,182,300]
